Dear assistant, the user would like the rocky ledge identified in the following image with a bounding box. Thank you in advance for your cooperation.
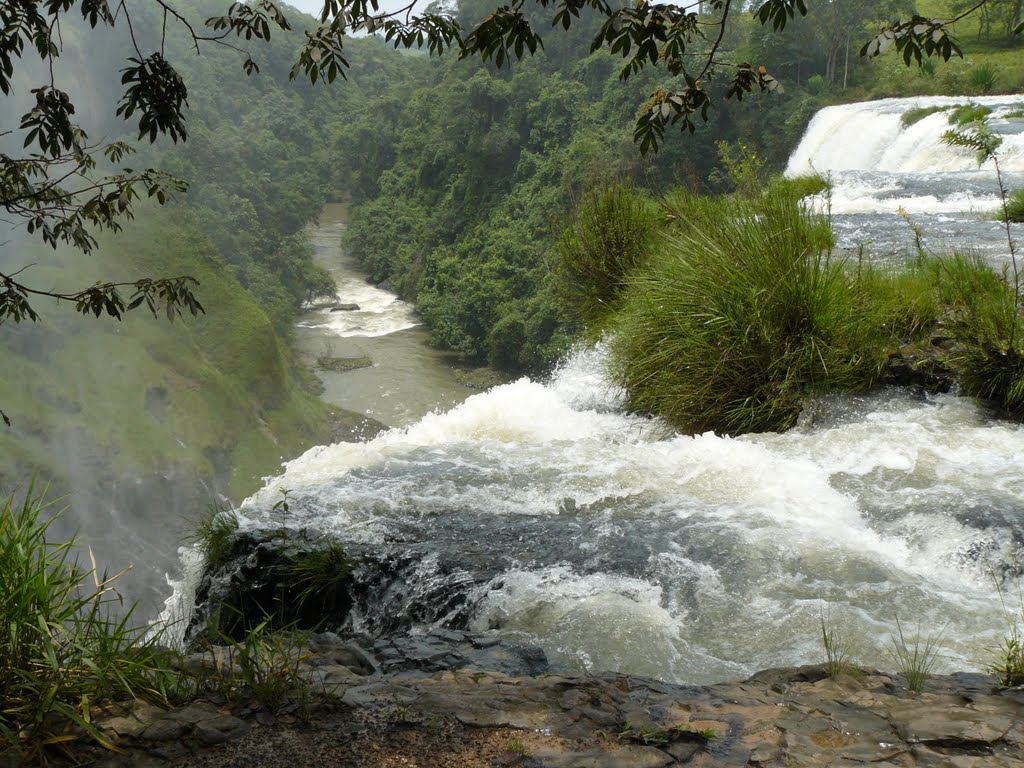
[77,630,1023,768]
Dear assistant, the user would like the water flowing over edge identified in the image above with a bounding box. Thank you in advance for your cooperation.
[158,344,1024,684]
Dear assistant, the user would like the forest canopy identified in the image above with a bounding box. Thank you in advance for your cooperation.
[0,0,1006,337]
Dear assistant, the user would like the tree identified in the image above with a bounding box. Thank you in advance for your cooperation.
[0,0,1002,338]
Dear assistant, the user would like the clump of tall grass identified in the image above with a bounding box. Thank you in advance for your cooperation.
[989,581,1024,687]
[948,103,993,127]
[900,105,948,128]
[1002,189,1024,223]
[819,604,856,678]
[190,502,240,570]
[857,260,940,339]
[609,188,887,435]
[0,490,168,759]
[991,624,1024,686]
[888,617,944,692]
[185,616,315,713]
[968,62,1001,95]
[556,185,658,334]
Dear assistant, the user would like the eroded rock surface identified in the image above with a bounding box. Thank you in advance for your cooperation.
[78,633,1024,767]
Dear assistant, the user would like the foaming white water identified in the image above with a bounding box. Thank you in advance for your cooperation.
[788,96,1024,256]
[153,546,205,647]
[216,348,1024,682]
[297,276,419,338]
[786,96,1024,177]
[297,213,420,338]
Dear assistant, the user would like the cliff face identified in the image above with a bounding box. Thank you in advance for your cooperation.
[0,211,342,608]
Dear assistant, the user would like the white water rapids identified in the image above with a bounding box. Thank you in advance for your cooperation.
[163,343,1024,684]
[161,98,1024,685]
[786,94,1024,261]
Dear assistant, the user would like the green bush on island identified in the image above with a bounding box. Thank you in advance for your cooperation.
[549,162,1024,434]
[900,105,949,128]
[555,186,659,335]
[608,187,886,435]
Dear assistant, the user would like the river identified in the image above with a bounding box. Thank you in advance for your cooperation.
[294,203,475,428]
[165,98,1024,686]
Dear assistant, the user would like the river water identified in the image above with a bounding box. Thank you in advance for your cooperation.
[165,99,1024,685]
[787,94,1024,265]
[294,203,474,427]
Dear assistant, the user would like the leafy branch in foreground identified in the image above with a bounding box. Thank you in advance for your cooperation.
[0,270,204,425]
[0,273,204,325]
[0,0,1004,292]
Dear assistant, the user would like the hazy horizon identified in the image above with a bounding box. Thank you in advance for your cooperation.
[284,0,421,19]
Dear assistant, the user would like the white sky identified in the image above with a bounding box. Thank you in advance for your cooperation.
[283,0,419,19]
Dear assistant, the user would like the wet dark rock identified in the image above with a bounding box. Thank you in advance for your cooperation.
[330,303,360,311]
[187,529,354,642]
[882,336,957,393]
[316,355,372,373]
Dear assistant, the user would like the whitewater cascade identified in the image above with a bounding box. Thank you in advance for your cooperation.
[160,98,1024,685]
[163,343,1024,684]
[786,95,1024,258]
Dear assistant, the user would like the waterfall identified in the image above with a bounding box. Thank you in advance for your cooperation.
[784,95,1024,256]
[159,99,1024,685]
[161,345,1024,683]
[786,95,1024,177]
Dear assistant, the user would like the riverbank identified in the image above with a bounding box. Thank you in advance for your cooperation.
[75,632,1023,767]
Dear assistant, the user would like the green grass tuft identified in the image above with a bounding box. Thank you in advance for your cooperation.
[556,185,658,334]
[610,188,885,435]
[968,62,1001,94]
[0,488,169,760]
[900,105,948,127]
[191,503,240,571]
[820,604,856,678]
[948,103,993,127]
[888,617,944,692]
[1003,189,1024,223]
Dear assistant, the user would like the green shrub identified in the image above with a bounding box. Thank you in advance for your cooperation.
[948,103,993,127]
[991,624,1024,686]
[711,140,767,198]
[556,186,658,334]
[1002,189,1024,223]
[213,619,313,712]
[0,490,167,759]
[900,106,947,128]
[930,253,1024,414]
[804,74,830,96]
[769,174,831,201]
[287,539,352,616]
[191,502,240,570]
[968,62,1001,95]
[610,189,885,435]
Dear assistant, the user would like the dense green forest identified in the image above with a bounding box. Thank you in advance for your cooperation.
[0,0,429,597]
[2,0,1024,596]
[344,0,1024,372]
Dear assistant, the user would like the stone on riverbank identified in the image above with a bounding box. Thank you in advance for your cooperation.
[81,631,1024,768]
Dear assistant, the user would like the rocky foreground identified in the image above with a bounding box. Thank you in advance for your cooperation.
[77,630,1024,768]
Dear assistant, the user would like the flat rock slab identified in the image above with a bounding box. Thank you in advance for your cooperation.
[85,658,1024,768]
